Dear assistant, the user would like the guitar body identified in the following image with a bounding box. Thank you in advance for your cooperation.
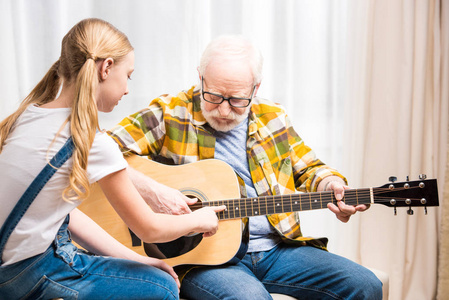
[78,155,246,267]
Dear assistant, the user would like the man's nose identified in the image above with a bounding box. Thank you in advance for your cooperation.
[217,101,232,117]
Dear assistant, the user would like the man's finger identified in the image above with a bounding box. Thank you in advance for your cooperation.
[185,197,198,205]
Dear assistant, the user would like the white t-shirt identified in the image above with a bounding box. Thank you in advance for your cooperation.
[0,105,127,265]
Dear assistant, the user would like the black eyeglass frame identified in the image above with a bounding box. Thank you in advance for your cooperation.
[201,77,256,108]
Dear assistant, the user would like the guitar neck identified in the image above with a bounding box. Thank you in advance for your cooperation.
[205,189,372,220]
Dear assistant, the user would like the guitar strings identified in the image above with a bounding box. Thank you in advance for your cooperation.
[187,185,428,211]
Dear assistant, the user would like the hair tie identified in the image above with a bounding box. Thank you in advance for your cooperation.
[86,53,97,61]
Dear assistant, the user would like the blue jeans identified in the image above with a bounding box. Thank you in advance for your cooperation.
[0,217,178,300]
[180,244,382,300]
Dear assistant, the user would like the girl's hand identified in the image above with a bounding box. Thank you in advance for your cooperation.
[191,205,226,237]
[142,257,180,291]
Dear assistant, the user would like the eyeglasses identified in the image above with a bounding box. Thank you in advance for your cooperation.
[201,77,255,108]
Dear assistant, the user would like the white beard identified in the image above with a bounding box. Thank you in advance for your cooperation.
[200,100,251,132]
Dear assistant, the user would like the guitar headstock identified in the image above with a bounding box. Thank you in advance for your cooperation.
[374,176,439,215]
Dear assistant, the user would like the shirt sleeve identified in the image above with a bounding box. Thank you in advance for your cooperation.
[107,98,166,158]
[286,114,347,192]
[87,132,128,183]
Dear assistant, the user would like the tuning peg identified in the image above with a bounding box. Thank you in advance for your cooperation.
[406,175,409,181]
[407,207,414,215]
[424,207,428,215]
[389,176,397,183]
[419,174,427,180]
[394,207,397,216]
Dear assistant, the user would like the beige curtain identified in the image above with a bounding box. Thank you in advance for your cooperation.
[343,0,449,299]
[439,129,449,299]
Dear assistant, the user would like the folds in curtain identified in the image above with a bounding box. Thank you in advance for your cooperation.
[343,0,449,299]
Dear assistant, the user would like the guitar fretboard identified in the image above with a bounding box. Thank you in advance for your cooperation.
[202,189,372,220]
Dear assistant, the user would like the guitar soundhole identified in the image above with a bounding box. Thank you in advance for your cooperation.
[142,190,207,259]
[143,234,204,259]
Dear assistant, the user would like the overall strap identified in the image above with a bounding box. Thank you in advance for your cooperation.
[0,137,75,265]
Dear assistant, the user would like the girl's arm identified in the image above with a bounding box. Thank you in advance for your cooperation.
[97,168,225,243]
[68,208,180,289]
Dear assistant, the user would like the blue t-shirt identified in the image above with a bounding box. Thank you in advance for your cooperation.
[213,119,281,252]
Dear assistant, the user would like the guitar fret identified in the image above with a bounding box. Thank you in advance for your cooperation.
[250,197,254,216]
[319,192,322,209]
[266,196,272,214]
[234,199,242,218]
[245,197,250,218]
[237,198,242,219]
[216,200,223,220]
[292,194,301,212]
[306,193,310,210]
[281,194,284,213]
[233,198,237,219]
[229,198,233,219]
[259,197,267,216]
[289,194,293,213]
[253,198,260,216]
[265,195,269,215]
[222,200,226,219]
[310,195,318,210]
[275,196,282,214]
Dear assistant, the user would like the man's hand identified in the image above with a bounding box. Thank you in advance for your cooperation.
[320,178,370,223]
[149,184,197,215]
[127,166,195,215]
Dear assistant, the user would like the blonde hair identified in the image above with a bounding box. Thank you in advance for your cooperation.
[0,18,133,201]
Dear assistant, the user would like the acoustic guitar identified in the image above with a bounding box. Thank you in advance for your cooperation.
[78,155,439,267]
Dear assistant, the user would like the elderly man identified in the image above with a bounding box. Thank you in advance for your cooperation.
[109,35,382,299]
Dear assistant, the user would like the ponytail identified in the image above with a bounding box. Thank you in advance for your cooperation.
[62,58,99,201]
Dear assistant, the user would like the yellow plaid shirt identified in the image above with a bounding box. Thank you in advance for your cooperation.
[109,86,347,249]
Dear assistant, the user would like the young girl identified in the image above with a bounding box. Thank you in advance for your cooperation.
[0,18,223,300]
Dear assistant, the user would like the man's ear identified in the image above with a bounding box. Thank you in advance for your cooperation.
[99,58,114,80]
[254,82,262,97]
[197,67,202,81]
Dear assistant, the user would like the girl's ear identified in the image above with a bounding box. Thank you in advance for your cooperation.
[99,58,114,80]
